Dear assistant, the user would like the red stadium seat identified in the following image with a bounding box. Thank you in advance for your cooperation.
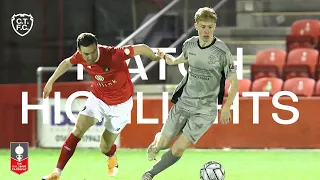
[314,80,320,96]
[282,48,319,80]
[291,19,320,37]
[250,49,287,81]
[283,77,315,97]
[286,35,315,51]
[225,79,251,97]
[251,77,283,96]
[286,19,320,51]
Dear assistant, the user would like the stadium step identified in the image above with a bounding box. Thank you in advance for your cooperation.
[251,0,320,12]
[223,40,286,56]
[236,0,320,27]
[214,27,288,55]
[237,11,320,27]
[215,27,290,38]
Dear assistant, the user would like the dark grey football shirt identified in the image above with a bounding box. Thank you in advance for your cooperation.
[175,36,236,114]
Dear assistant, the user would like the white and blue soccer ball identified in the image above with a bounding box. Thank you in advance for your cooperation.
[200,161,225,180]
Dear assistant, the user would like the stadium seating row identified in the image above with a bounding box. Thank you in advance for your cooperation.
[225,77,320,97]
[250,48,320,81]
[286,19,320,52]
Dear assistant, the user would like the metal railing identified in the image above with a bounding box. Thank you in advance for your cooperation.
[116,0,182,47]
[130,0,229,84]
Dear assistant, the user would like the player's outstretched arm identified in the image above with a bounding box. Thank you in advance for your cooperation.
[43,58,73,98]
[132,44,161,61]
[156,48,186,65]
[162,52,187,65]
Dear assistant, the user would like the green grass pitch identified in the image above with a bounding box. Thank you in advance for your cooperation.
[0,149,319,180]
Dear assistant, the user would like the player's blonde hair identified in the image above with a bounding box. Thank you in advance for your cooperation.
[194,7,217,23]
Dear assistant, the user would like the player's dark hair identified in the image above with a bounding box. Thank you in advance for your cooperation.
[77,32,97,49]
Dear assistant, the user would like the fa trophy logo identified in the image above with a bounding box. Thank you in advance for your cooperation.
[10,142,29,175]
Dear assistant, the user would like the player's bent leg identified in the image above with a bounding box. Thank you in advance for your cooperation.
[100,127,121,177]
[100,132,118,155]
[146,113,214,179]
[171,133,192,156]
[144,134,192,179]
[147,103,188,161]
[72,114,98,138]
[56,115,97,169]
[100,97,132,177]
[42,115,97,180]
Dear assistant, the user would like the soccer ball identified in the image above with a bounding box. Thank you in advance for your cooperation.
[200,161,225,180]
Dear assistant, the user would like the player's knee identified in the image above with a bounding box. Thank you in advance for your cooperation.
[171,146,186,156]
[72,122,90,138]
[171,135,191,156]
[73,115,96,138]
[171,145,187,156]
[72,126,85,138]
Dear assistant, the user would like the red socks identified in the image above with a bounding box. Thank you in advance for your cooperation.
[105,144,117,157]
[55,133,116,170]
[56,133,81,170]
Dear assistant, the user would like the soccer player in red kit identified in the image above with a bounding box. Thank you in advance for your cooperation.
[42,33,161,180]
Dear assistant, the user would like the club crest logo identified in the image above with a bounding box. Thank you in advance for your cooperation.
[11,14,34,37]
[95,75,104,81]
[10,142,29,175]
[208,54,216,64]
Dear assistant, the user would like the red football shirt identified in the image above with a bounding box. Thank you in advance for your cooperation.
[69,44,135,105]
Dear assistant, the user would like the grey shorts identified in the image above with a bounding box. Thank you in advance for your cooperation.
[161,102,217,144]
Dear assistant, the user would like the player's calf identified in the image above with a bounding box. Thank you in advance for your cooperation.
[55,115,95,170]
[171,133,192,156]
[100,131,119,177]
[42,115,96,179]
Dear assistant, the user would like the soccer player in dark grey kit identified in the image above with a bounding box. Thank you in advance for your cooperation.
[141,7,238,179]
